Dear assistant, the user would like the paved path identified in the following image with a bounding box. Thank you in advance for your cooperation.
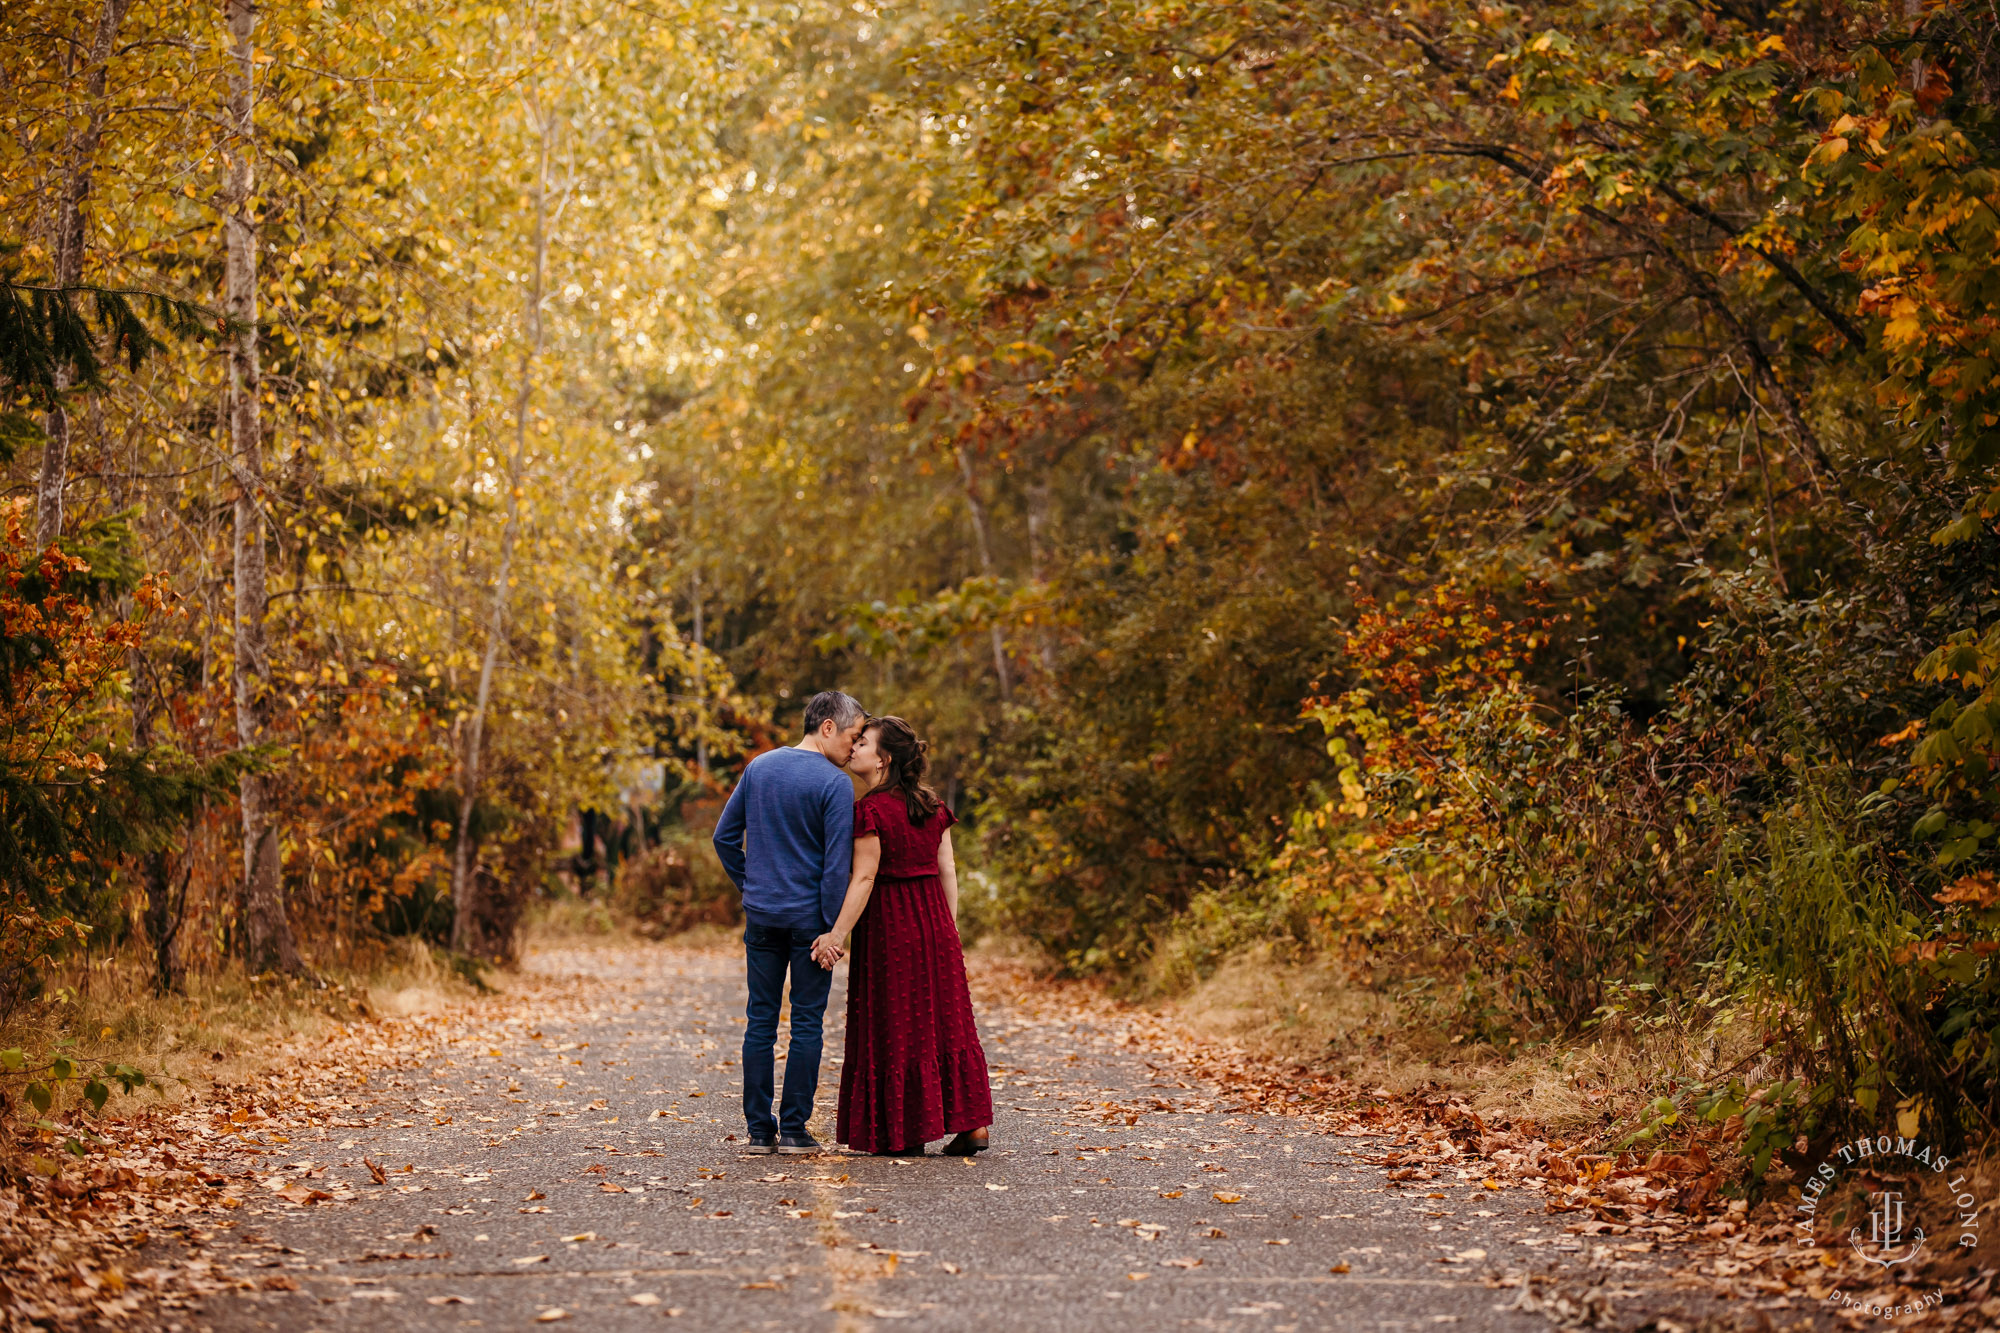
[175,943,1695,1332]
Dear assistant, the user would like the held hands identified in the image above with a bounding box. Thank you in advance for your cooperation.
[810,933,844,970]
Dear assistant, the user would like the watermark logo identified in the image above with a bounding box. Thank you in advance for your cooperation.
[1852,1188,1924,1267]
[1793,1132,1988,1288]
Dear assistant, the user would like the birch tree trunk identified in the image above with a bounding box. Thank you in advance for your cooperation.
[956,446,1012,704]
[34,0,129,547]
[450,94,547,957]
[224,0,299,976]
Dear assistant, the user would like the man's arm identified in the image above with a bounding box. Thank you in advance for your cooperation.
[818,780,854,930]
[712,773,750,890]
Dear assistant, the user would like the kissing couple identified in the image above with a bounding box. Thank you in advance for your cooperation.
[711,691,992,1156]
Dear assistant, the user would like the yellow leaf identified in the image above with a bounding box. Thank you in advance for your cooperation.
[1884,316,1926,347]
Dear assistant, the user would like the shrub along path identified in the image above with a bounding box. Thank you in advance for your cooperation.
[77,940,1968,1330]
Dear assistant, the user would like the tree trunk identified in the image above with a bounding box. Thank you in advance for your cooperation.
[956,447,1013,704]
[34,0,129,548]
[125,516,182,993]
[225,0,299,976]
[111,389,182,994]
[137,649,183,995]
[691,566,707,777]
[1025,473,1055,673]
[451,92,547,958]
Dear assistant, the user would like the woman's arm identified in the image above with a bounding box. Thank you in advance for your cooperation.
[937,828,959,924]
[811,834,880,968]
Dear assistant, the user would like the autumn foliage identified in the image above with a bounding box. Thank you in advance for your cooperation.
[11,0,2000,1176]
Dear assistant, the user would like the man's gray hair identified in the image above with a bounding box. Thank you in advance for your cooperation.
[801,690,866,737]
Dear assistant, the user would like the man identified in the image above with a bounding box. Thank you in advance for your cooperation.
[712,690,866,1154]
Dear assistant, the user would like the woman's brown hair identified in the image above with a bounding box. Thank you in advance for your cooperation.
[866,716,943,824]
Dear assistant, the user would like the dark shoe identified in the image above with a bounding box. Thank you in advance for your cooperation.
[776,1133,822,1155]
[941,1128,989,1156]
[744,1135,777,1155]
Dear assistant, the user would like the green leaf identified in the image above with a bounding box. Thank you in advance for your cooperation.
[0,1048,24,1072]
[0,411,42,466]
[83,1080,109,1113]
[25,1082,52,1113]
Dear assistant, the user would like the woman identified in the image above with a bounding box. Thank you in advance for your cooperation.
[811,717,992,1155]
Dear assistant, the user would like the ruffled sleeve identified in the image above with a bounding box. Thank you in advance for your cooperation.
[936,804,958,833]
[853,793,887,841]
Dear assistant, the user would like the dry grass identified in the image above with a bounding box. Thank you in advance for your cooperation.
[0,909,741,1120]
[0,937,491,1119]
[521,893,626,940]
[519,897,739,953]
[1152,942,1775,1140]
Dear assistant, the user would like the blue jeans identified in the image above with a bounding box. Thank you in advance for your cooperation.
[741,923,834,1139]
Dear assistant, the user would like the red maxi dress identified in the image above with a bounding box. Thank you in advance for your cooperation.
[836,790,992,1153]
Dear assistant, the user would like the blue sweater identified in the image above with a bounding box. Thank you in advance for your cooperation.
[711,747,855,932]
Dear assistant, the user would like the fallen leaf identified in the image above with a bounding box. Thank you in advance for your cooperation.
[427,1295,476,1306]
[984,1182,1008,1191]
[629,1293,661,1306]
[1160,1257,1203,1269]
[1212,1192,1242,1204]
[1158,1189,1183,1198]
[512,1255,549,1266]
[562,1232,595,1243]
[536,1310,568,1323]
[599,1181,627,1193]
[364,1158,388,1185]
[1329,1263,1350,1274]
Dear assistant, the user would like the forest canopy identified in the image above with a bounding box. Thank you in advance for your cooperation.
[7,0,2000,1155]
